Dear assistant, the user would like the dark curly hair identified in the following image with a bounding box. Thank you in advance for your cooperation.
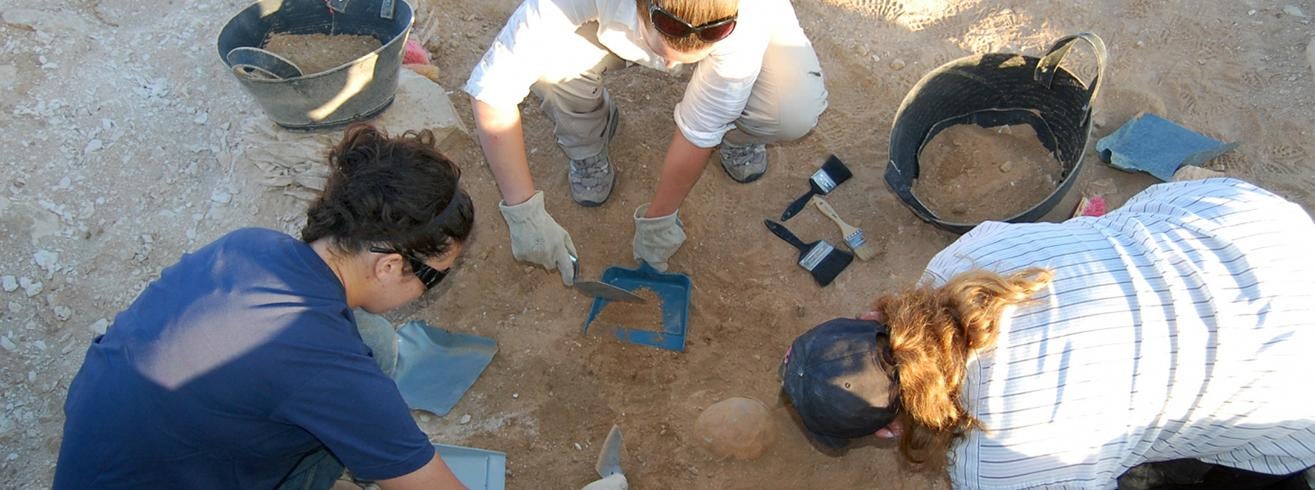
[301,124,473,259]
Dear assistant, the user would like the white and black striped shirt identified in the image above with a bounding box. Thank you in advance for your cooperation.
[924,178,1315,489]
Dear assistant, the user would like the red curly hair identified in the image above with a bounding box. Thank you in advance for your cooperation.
[876,268,1052,470]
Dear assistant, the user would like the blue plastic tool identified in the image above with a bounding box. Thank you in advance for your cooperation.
[394,320,498,416]
[1096,113,1238,181]
[582,262,692,352]
[434,443,506,490]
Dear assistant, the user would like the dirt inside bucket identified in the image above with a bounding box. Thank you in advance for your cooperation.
[262,33,383,75]
[912,123,1064,223]
[592,288,665,334]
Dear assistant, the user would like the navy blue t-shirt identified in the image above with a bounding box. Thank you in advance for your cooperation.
[54,228,434,488]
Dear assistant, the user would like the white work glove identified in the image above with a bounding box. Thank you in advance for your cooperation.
[499,191,578,285]
[632,204,686,272]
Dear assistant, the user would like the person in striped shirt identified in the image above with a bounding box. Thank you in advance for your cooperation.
[781,178,1315,489]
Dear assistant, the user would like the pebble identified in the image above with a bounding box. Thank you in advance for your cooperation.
[89,318,110,336]
[1,276,16,292]
[1307,37,1314,79]
[32,340,46,351]
[210,191,232,204]
[1283,5,1307,18]
[84,139,103,154]
[53,306,72,321]
[512,393,519,399]
[459,414,471,424]
[26,371,35,383]
[889,58,906,71]
[193,112,208,125]
[573,442,582,451]
[5,453,15,462]
[0,336,15,352]
[18,277,43,297]
[34,249,58,274]
[419,415,431,423]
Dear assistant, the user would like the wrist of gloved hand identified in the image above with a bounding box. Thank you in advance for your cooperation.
[499,191,578,285]
[632,204,686,272]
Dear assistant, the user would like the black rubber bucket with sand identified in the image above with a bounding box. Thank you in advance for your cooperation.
[884,33,1106,234]
[216,0,414,130]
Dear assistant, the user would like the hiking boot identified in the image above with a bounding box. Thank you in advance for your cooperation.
[718,142,768,183]
[568,105,620,207]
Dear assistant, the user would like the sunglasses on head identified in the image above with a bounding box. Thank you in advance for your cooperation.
[648,0,737,43]
[369,247,447,291]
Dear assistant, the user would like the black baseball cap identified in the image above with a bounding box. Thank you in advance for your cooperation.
[779,318,899,449]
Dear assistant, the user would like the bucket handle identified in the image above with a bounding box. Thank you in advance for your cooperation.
[227,47,304,80]
[1033,32,1106,111]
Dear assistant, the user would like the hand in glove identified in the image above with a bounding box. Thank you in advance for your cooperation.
[499,191,578,285]
[632,204,686,272]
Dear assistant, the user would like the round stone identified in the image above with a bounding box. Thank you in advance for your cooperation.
[693,397,776,460]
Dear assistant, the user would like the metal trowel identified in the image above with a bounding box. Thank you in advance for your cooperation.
[582,425,628,490]
[570,255,646,304]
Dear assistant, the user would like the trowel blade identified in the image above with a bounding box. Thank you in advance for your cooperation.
[595,425,625,478]
[575,280,647,304]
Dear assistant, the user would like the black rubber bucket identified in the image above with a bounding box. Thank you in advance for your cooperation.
[217,0,414,130]
[884,33,1107,234]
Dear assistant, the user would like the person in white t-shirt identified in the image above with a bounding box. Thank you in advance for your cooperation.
[465,0,828,283]
[780,178,1315,489]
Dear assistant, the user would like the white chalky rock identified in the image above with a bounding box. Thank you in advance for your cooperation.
[0,336,16,352]
[18,277,42,297]
[693,397,777,460]
[34,249,58,274]
[89,318,110,336]
[1307,37,1314,81]
[1,276,16,292]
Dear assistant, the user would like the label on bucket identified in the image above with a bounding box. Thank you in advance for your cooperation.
[799,242,834,271]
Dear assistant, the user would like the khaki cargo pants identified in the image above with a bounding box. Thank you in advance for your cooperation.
[532,23,829,160]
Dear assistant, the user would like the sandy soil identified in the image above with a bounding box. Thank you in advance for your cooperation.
[2,0,1314,488]
[263,33,382,75]
[913,123,1061,222]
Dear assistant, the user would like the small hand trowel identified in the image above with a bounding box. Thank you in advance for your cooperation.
[582,425,628,490]
[570,255,647,304]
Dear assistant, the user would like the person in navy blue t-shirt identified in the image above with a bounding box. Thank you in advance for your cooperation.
[54,125,474,489]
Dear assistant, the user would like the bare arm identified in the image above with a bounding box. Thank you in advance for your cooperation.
[471,97,536,206]
[377,452,466,490]
[645,129,714,217]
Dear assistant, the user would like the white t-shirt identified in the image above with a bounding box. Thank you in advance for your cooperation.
[463,0,810,148]
[923,178,1315,489]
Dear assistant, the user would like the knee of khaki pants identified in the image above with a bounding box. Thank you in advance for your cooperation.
[732,42,829,144]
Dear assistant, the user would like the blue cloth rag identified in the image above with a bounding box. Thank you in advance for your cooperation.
[1096,113,1238,181]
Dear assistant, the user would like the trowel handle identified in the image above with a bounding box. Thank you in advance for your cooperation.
[810,197,856,234]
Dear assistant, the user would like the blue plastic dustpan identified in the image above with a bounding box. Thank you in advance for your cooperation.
[582,262,692,352]
[434,443,506,490]
[394,320,497,416]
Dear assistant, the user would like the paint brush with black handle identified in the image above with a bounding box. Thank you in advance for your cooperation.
[781,155,853,221]
[764,219,853,287]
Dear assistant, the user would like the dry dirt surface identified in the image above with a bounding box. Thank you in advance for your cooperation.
[2,0,1314,488]
[913,123,1062,222]
[263,32,383,75]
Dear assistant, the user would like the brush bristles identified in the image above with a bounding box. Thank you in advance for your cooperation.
[843,230,878,261]
[811,246,854,287]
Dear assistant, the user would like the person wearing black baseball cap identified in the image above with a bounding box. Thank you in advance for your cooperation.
[778,317,900,450]
[780,178,1315,489]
